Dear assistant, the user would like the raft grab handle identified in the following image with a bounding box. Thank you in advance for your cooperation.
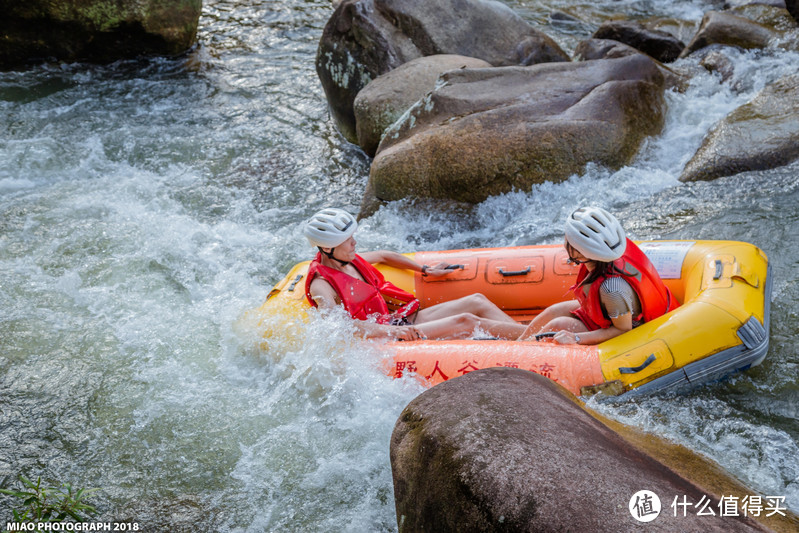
[618,354,656,374]
[499,266,532,277]
[713,260,724,280]
[287,274,303,292]
[534,332,557,340]
[445,264,465,270]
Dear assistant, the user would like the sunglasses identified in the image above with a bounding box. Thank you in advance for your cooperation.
[566,256,592,265]
[564,240,591,265]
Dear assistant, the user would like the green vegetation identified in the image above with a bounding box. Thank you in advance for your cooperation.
[0,475,99,528]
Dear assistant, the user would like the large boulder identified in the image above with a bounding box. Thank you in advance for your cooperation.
[316,0,570,143]
[680,73,799,181]
[680,10,778,57]
[0,0,201,69]
[592,20,685,62]
[364,54,666,209]
[354,55,492,157]
[390,367,786,532]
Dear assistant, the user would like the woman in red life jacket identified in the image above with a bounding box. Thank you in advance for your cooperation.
[519,206,679,345]
[303,208,523,341]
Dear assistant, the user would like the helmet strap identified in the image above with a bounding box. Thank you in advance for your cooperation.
[319,246,350,267]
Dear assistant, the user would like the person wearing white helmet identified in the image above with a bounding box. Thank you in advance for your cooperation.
[303,208,523,341]
[519,206,679,344]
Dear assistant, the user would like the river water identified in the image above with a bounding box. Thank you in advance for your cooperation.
[1,0,797,529]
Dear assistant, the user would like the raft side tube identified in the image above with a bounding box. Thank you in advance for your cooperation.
[624,263,771,396]
[386,340,603,396]
[598,242,770,394]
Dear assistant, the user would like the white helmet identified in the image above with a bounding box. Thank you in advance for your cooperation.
[303,208,358,248]
[564,206,626,262]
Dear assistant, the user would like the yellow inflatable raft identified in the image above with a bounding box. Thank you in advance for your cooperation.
[253,240,771,397]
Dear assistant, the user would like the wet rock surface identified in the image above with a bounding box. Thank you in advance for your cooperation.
[681,73,799,181]
[680,10,777,57]
[316,0,569,143]
[592,20,685,62]
[0,0,201,69]
[354,55,491,157]
[365,55,665,209]
[390,367,772,532]
[310,0,799,207]
[698,47,737,82]
[788,0,799,21]
[574,38,685,90]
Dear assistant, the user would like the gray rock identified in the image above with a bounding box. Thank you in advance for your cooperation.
[729,3,799,53]
[698,47,737,82]
[391,367,771,532]
[681,73,799,181]
[316,0,569,143]
[680,11,776,57]
[0,0,201,69]
[365,54,666,209]
[548,10,594,35]
[593,20,685,62]
[788,0,799,21]
[575,38,645,60]
[725,0,786,8]
[731,3,799,29]
[574,38,685,90]
[354,55,491,157]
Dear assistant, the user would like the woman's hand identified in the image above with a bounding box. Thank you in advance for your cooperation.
[552,331,580,345]
[392,325,427,341]
[422,262,460,277]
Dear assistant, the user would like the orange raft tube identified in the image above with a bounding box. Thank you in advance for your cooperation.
[256,241,771,397]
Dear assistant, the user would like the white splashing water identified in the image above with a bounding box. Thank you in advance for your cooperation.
[1,0,799,528]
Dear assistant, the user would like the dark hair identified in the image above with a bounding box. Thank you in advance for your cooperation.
[566,241,615,288]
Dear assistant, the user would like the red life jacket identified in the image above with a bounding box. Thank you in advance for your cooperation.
[304,252,420,324]
[571,239,679,331]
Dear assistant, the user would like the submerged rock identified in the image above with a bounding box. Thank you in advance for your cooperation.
[390,367,779,532]
[592,20,685,62]
[316,0,569,143]
[698,47,737,83]
[681,73,799,181]
[0,0,201,69]
[354,55,491,157]
[364,54,665,209]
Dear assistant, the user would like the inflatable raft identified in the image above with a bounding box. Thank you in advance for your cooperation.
[254,240,771,397]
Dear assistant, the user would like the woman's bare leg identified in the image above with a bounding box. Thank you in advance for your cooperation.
[542,316,589,334]
[415,313,525,340]
[518,300,581,340]
[415,293,516,324]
